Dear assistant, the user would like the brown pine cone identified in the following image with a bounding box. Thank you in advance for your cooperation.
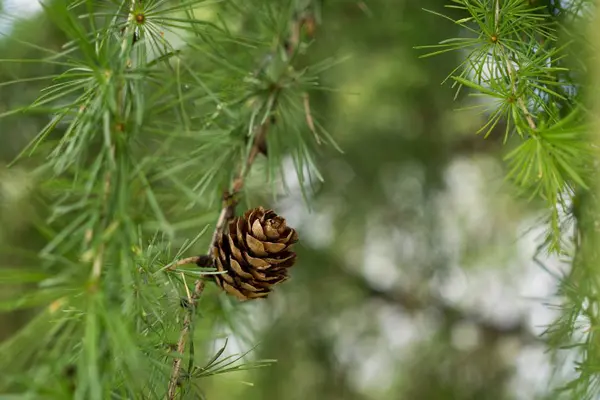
[212,207,298,300]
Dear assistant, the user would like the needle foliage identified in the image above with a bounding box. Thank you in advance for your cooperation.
[421,0,600,398]
[0,0,332,398]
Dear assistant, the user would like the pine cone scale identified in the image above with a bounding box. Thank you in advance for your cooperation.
[245,234,269,257]
[279,229,298,243]
[262,240,287,254]
[214,257,233,286]
[251,219,267,240]
[235,219,245,248]
[229,258,251,279]
[264,254,296,266]
[210,206,299,301]
[226,235,245,264]
[244,252,271,269]
[222,281,248,300]
[239,282,260,292]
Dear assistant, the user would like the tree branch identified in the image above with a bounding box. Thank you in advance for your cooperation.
[494,0,537,131]
[344,269,541,344]
[166,9,316,398]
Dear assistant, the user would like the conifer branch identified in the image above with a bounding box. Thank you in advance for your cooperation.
[167,8,317,398]
[352,272,539,344]
[494,0,537,131]
[501,46,537,130]
[90,0,136,285]
[167,279,205,399]
[423,0,596,394]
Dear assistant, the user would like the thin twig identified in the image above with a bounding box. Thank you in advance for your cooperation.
[303,92,321,144]
[167,280,205,399]
[166,9,315,399]
[165,89,272,400]
[343,268,540,344]
[494,0,537,131]
[90,165,113,281]
[163,256,203,271]
[90,0,133,284]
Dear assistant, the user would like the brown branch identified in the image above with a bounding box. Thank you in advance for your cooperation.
[303,92,321,144]
[164,256,203,271]
[166,280,205,399]
[165,80,273,400]
[166,10,315,399]
[344,269,540,344]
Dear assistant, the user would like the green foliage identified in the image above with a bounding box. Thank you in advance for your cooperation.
[418,0,590,252]
[421,0,600,398]
[6,0,600,398]
[0,0,331,398]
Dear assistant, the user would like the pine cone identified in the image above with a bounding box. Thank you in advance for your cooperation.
[212,207,298,300]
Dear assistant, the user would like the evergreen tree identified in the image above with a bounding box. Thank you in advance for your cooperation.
[3,0,600,399]
[0,0,334,398]
[421,0,600,398]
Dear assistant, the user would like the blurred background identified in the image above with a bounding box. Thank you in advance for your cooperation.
[0,0,570,399]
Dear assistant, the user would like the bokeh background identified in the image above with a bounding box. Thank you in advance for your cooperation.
[0,0,569,399]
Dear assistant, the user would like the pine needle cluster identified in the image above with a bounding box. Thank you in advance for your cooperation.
[420,0,600,398]
[0,0,335,398]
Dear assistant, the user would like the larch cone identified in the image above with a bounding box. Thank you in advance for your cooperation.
[211,207,299,300]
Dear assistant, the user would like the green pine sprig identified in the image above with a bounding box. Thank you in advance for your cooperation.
[0,0,336,398]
